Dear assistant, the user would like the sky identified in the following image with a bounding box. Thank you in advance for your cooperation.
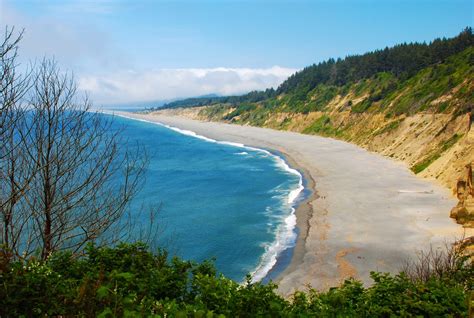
[1,0,473,106]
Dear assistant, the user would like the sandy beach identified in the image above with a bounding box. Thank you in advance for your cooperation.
[118,111,471,296]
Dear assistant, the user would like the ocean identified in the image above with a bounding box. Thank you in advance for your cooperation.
[110,114,304,282]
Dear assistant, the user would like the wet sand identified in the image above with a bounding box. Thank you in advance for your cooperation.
[118,111,471,296]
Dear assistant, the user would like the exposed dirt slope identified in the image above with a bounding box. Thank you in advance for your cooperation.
[152,48,474,225]
[153,93,474,226]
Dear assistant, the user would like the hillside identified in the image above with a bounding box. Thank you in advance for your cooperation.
[160,27,473,112]
[153,29,474,225]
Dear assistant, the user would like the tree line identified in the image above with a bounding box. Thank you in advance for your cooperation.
[160,27,473,110]
[158,88,276,110]
[277,27,473,97]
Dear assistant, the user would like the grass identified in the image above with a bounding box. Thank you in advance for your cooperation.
[387,47,473,116]
[411,133,464,174]
[302,115,338,136]
[373,118,404,136]
[411,153,442,174]
[279,117,292,129]
[351,98,372,113]
[199,104,231,120]
[199,48,472,123]
[223,103,257,120]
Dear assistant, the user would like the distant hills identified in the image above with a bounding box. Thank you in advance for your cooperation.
[103,94,222,111]
[157,91,275,110]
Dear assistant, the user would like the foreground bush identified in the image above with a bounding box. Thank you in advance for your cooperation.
[0,243,471,317]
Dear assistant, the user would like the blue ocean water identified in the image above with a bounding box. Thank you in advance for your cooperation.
[110,114,303,282]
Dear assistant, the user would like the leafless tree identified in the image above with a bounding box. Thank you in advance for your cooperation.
[400,237,472,289]
[0,27,29,155]
[19,60,148,258]
[1,27,155,260]
[0,26,32,257]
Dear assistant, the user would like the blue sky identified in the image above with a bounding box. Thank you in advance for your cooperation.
[1,0,472,105]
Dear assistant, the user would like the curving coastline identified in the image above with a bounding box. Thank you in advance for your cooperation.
[117,111,472,296]
[113,111,304,283]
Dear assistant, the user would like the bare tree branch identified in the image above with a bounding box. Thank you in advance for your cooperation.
[1,27,157,260]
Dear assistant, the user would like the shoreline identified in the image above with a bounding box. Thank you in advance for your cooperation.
[113,111,305,283]
[260,149,317,285]
[116,111,471,296]
[279,158,317,285]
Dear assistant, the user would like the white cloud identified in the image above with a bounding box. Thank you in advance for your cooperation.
[1,1,298,105]
[0,1,127,72]
[78,66,297,105]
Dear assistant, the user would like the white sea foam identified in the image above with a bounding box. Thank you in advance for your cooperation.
[235,151,249,156]
[250,209,298,282]
[221,141,246,148]
[113,112,304,282]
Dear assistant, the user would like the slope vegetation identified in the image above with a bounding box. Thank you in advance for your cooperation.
[154,29,474,225]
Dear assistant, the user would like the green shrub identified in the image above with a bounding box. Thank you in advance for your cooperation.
[223,103,257,120]
[0,242,471,316]
[302,115,338,136]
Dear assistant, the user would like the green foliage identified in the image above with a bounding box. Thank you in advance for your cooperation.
[373,118,404,136]
[277,27,473,95]
[1,243,471,316]
[386,46,474,116]
[269,84,340,115]
[223,103,257,120]
[199,45,472,141]
[304,85,339,113]
[161,28,473,114]
[362,272,468,317]
[441,133,464,152]
[161,88,277,110]
[302,115,339,136]
[351,98,373,113]
[411,133,463,173]
[198,103,232,120]
[156,29,473,136]
[411,153,442,174]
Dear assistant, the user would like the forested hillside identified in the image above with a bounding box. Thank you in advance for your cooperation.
[160,27,473,112]
[154,28,474,225]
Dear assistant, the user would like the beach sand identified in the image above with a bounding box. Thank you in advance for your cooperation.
[118,111,471,296]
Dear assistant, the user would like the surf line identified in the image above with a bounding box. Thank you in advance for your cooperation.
[114,113,304,282]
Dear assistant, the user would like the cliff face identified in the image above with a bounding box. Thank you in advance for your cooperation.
[156,98,473,189]
[155,104,474,226]
[153,48,474,225]
[451,164,474,227]
[154,51,474,224]
[262,107,474,227]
